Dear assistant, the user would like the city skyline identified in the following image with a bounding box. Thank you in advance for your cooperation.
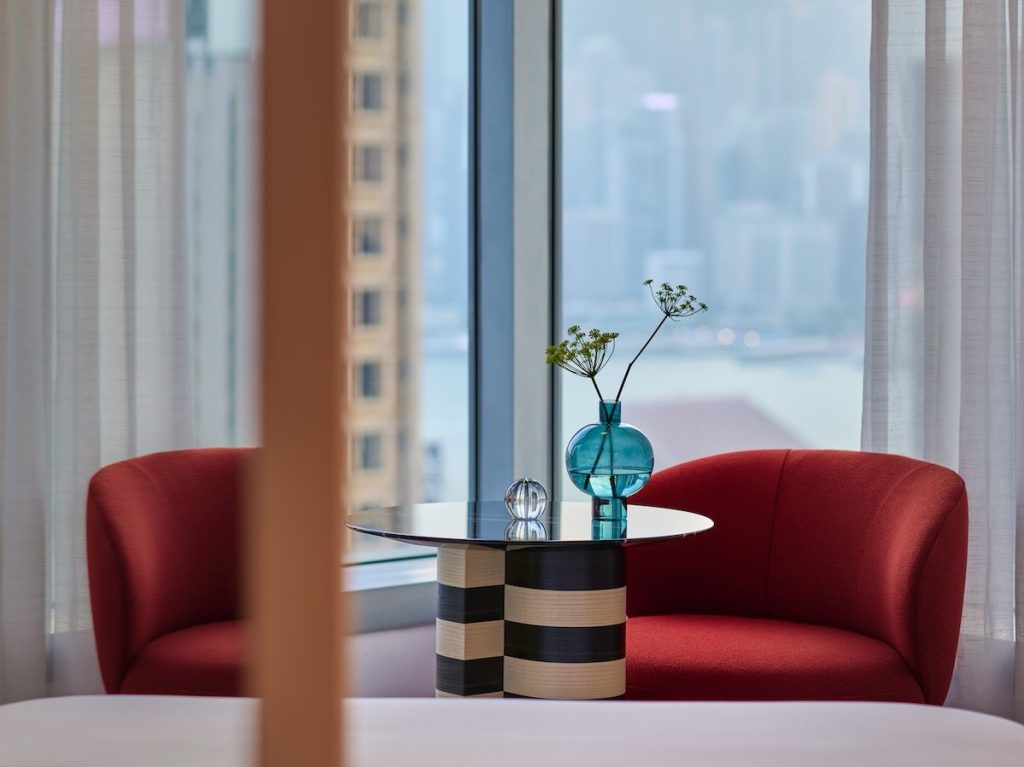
[561,0,870,344]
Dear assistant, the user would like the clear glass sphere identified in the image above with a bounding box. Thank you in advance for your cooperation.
[504,477,549,520]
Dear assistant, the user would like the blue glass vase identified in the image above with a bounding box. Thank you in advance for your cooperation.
[566,400,654,520]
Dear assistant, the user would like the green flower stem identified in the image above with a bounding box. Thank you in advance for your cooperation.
[584,399,617,495]
[613,314,669,404]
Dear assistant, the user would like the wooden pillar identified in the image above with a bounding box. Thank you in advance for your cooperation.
[249,1,348,766]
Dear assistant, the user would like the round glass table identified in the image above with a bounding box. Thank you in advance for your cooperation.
[347,501,713,700]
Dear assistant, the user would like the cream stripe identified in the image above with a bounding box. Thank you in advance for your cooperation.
[435,690,504,698]
[437,545,505,588]
[505,585,626,627]
[435,619,504,660]
[504,657,625,700]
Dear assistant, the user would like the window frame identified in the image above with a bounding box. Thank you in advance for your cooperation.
[470,0,557,501]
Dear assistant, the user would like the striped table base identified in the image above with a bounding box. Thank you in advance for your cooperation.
[435,545,506,697]
[435,543,626,699]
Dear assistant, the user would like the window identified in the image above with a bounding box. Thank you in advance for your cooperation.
[185,0,258,446]
[343,0,470,565]
[355,433,383,471]
[354,72,384,112]
[355,1,384,39]
[190,0,867,573]
[559,0,870,496]
[353,289,383,327]
[353,215,384,256]
[356,361,383,399]
[354,144,384,184]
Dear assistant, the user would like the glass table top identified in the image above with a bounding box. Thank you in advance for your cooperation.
[346,501,714,547]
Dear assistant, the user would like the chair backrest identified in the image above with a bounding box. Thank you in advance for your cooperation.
[628,449,968,704]
[86,448,250,693]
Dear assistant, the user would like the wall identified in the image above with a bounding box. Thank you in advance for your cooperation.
[347,624,435,697]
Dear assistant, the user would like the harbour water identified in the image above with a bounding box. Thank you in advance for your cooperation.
[419,348,864,501]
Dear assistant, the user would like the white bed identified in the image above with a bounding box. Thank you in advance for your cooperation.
[0,696,1021,766]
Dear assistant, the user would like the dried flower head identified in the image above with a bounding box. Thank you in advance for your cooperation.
[546,324,619,379]
[547,279,710,405]
[643,279,708,320]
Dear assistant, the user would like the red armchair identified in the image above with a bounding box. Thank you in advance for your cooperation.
[627,449,967,704]
[86,448,249,696]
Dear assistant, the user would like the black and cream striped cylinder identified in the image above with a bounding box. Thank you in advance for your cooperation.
[434,544,505,697]
[502,544,626,699]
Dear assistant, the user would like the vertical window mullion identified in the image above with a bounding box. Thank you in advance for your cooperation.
[470,0,556,501]
[513,0,556,489]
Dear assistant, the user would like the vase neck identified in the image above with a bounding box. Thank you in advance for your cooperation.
[599,400,621,424]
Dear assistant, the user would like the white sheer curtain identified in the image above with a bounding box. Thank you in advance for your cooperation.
[864,0,1023,721]
[0,0,192,701]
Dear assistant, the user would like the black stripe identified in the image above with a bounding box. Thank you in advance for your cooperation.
[437,584,504,623]
[504,693,626,700]
[505,545,625,590]
[504,622,624,664]
[436,655,503,696]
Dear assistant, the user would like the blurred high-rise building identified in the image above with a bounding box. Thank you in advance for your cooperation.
[347,0,421,521]
[185,0,422,540]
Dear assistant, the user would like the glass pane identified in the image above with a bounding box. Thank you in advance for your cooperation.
[186,0,258,447]
[559,1,870,497]
[186,0,470,565]
[345,0,470,563]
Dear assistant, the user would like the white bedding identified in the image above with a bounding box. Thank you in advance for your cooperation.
[0,696,1020,766]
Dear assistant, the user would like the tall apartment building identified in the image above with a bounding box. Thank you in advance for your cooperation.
[347,0,421,530]
[185,0,421,553]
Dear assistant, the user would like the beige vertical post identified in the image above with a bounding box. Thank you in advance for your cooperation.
[250,1,348,766]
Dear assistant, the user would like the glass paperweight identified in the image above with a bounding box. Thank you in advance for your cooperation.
[504,477,549,520]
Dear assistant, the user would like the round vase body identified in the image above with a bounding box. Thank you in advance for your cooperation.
[565,400,654,519]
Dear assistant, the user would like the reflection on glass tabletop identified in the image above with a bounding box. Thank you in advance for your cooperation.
[346,501,714,547]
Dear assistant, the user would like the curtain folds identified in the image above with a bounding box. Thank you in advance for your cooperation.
[864,0,1024,721]
[0,0,189,701]
[0,0,53,703]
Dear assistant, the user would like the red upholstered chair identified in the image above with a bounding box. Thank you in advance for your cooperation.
[86,448,249,696]
[627,449,968,704]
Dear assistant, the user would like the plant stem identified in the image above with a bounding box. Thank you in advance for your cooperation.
[614,314,669,403]
[584,398,616,494]
[580,379,608,493]
[585,422,610,493]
